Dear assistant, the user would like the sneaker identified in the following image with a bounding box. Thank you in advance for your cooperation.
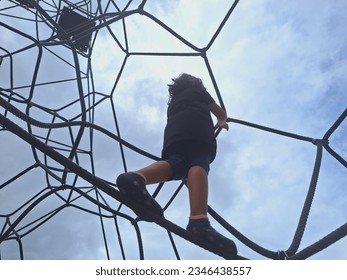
[116,172,164,222]
[187,218,238,258]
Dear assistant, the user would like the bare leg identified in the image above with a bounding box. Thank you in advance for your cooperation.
[185,166,238,257]
[187,165,208,220]
[134,160,173,185]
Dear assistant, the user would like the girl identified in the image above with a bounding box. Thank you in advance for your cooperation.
[116,73,237,256]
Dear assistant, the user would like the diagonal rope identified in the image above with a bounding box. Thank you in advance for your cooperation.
[288,223,347,260]
[0,112,246,260]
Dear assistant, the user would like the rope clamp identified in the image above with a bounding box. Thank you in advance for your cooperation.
[277,250,289,260]
[312,138,329,146]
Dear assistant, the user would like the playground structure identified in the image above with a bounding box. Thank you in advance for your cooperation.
[0,0,346,260]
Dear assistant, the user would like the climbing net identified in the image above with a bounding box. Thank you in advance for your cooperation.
[0,0,346,260]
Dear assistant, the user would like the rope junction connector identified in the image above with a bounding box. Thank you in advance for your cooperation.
[311,138,329,146]
[277,250,289,260]
[131,217,141,225]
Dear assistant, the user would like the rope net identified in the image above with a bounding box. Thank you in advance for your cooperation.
[0,0,346,260]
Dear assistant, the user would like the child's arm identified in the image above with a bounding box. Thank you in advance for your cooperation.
[209,102,229,131]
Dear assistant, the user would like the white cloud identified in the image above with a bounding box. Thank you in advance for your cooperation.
[1,0,346,260]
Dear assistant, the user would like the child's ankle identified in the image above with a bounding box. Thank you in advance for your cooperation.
[189,214,208,220]
[132,172,147,184]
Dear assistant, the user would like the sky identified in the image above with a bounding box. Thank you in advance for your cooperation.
[0,0,346,260]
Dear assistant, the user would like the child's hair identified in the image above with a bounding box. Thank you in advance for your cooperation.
[167,73,206,104]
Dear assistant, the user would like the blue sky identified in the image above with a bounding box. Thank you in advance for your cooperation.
[0,0,346,260]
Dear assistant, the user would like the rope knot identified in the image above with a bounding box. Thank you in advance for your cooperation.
[312,138,329,146]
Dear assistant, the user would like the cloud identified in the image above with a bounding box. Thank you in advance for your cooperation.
[1,0,346,260]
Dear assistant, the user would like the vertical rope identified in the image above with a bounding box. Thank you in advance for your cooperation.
[285,143,323,256]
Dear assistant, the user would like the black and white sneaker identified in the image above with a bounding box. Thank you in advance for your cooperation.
[116,172,164,222]
[187,218,238,258]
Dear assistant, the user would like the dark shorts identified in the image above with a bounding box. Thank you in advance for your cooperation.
[163,141,211,181]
